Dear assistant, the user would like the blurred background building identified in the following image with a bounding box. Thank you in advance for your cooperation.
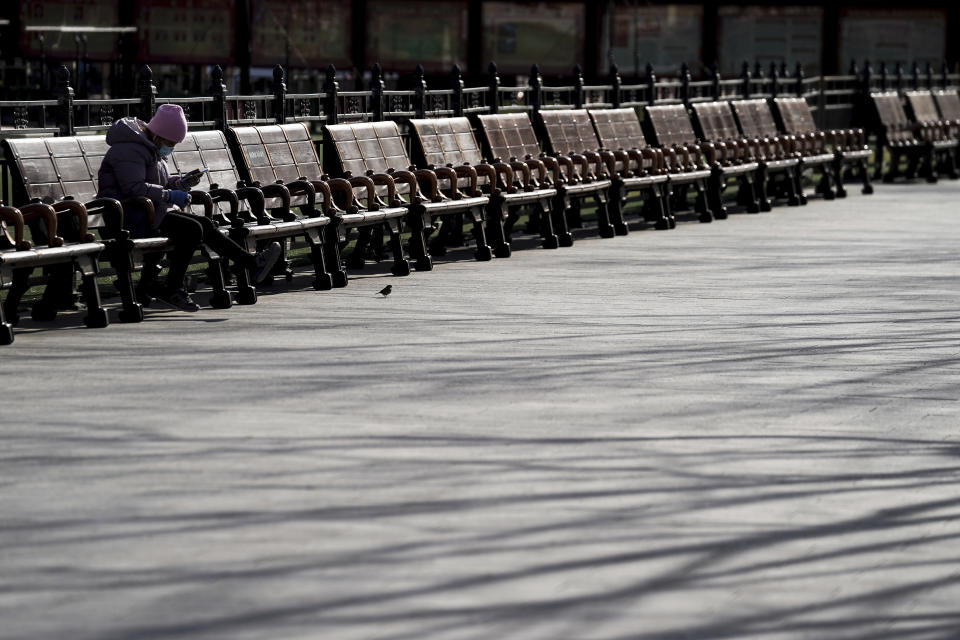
[0,0,957,98]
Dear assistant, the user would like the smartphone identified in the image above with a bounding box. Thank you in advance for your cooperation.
[187,167,209,177]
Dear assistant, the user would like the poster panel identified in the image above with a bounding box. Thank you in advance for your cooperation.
[367,0,468,72]
[606,5,703,77]
[483,2,585,75]
[137,0,235,65]
[19,0,121,60]
[839,9,946,70]
[251,0,352,69]
[718,6,823,75]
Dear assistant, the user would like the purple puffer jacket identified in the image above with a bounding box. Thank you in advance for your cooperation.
[97,117,185,235]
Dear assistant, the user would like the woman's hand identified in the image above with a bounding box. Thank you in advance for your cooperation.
[168,190,191,209]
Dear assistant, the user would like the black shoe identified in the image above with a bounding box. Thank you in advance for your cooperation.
[157,288,200,312]
[252,242,282,284]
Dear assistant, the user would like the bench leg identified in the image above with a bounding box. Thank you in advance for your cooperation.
[77,257,109,329]
[470,208,493,261]
[385,219,411,276]
[858,158,874,194]
[818,167,835,200]
[693,179,712,223]
[405,207,433,272]
[348,226,372,269]
[832,156,848,198]
[0,288,13,345]
[200,248,232,309]
[2,268,31,327]
[536,199,559,249]
[106,244,145,323]
[646,184,671,230]
[923,144,939,183]
[551,190,574,247]
[706,170,727,220]
[483,197,512,258]
[593,190,615,238]
[741,172,761,213]
[607,182,629,236]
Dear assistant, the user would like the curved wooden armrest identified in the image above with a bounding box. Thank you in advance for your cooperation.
[0,205,28,250]
[412,169,442,202]
[524,157,548,185]
[367,172,398,207]
[21,202,62,247]
[473,163,499,195]
[539,156,564,185]
[208,188,241,219]
[84,197,124,231]
[325,178,357,210]
[567,153,591,180]
[187,190,214,219]
[491,161,516,193]
[644,148,664,174]
[285,178,318,211]
[554,154,579,182]
[307,180,339,215]
[348,175,379,210]
[235,186,267,219]
[507,161,532,190]
[433,166,461,199]
[684,144,704,169]
[582,151,607,179]
[453,165,479,196]
[609,150,630,176]
[121,196,156,229]
[52,199,93,242]
[387,169,422,204]
[625,149,645,175]
[260,183,292,216]
[702,142,721,167]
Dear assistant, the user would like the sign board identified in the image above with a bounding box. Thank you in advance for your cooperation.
[605,5,703,77]
[839,9,946,70]
[251,0,352,69]
[367,0,468,72]
[19,0,121,60]
[718,6,823,75]
[137,0,235,65]
[483,2,585,75]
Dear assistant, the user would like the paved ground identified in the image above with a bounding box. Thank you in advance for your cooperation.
[2,181,959,640]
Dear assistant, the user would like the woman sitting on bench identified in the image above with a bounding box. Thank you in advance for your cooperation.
[97,104,281,312]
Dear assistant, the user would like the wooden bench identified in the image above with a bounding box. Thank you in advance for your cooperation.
[169,129,335,299]
[868,92,931,183]
[642,105,717,222]
[537,108,669,235]
[772,96,873,197]
[3,134,179,324]
[689,101,766,214]
[904,90,959,181]
[324,120,491,271]
[731,98,822,204]
[0,201,106,344]
[226,122,409,285]
[408,116,558,255]
[476,112,605,246]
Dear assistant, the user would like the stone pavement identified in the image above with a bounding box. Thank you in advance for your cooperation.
[1,181,959,639]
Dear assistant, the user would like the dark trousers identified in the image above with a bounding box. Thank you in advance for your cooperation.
[158,211,255,293]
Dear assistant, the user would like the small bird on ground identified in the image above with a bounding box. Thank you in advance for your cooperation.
[376,285,392,297]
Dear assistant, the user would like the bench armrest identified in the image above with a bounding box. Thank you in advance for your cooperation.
[472,163,499,196]
[523,156,548,186]
[411,169,441,202]
[235,186,267,223]
[121,196,155,229]
[0,205,28,250]
[433,166,462,199]
[308,180,341,216]
[539,155,564,185]
[453,165,479,197]
[21,202,62,247]
[387,169,423,204]
[554,154,578,183]
[260,182,292,219]
[507,160,531,191]
[188,190,215,219]
[52,199,94,242]
[208,188,241,225]
[366,172,398,207]
[348,175,379,211]
[490,161,516,193]
[285,178,318,213]
[582,151,607,179]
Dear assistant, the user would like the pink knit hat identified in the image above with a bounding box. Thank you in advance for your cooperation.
[145,104,188,144]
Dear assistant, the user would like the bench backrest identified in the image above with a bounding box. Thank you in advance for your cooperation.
[4,136,106,214]
[537,109,601,155]
[324,121,410,176]
[228,122,322,209]
[773,97,818,136]
[905,91,940,123]
[731,99,780,138]
[644,105,697,147]
[408,117,485,167]
[933,90,960,121]
[870,92,913,141]
[588,108,648,151]
[475,113,543,162]
[691,101,741,141]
